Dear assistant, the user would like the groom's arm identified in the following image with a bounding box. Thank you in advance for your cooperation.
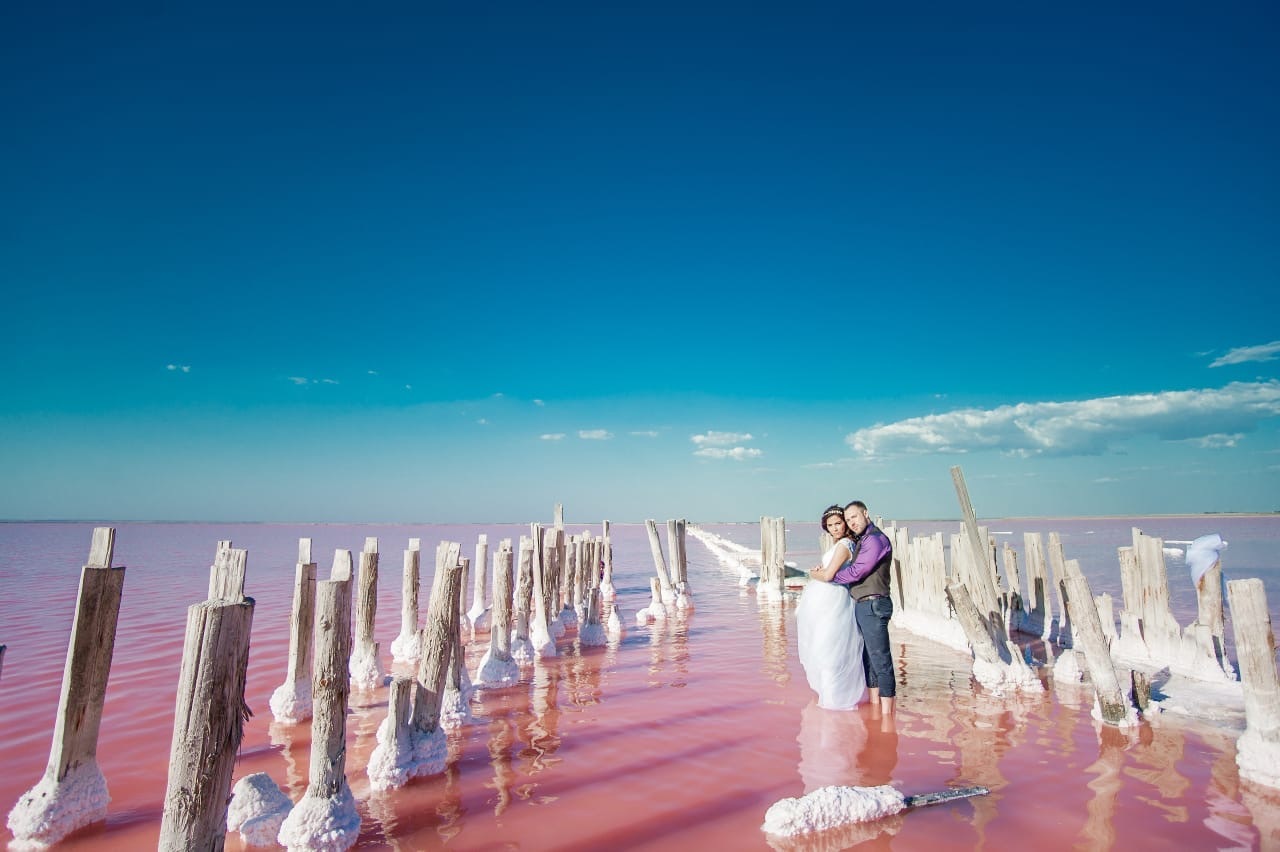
[832,532,889,585]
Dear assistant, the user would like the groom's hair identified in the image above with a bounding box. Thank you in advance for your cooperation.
[844,500,867,512]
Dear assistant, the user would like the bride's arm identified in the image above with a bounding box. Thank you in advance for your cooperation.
[807,540,853,583]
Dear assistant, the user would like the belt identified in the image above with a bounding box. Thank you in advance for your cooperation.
[857,593,887,602]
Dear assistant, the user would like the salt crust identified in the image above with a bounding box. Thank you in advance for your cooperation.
[606,607,624,637]
[270,678,314,723]
[1052,650,1084,683]
[578,622,607,646]
[529,620,557,657]
[1090,696,1142,728]
[674,582,694,611]
[389,629,421,663]
[227,772,292,847]
[6,761,110,849]
[510,632,536,663]
[441,684,474,728]
[467,602,489,632]
[473,650,521,688]
[761,784,905,836]
[366,722,447,791]
[599,579,616,599]
[1236,730,1280,789]
[276,785,360,852]
[348,646,386,692]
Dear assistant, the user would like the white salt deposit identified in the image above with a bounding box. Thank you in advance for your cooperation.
[761,784,905,836]
[441,685,474,728]
[578,621,607,646]
[559,605,578,629]
[599,578,616,598]
[1090,696,1142,728]
[1236,730,1280,789]
[1053,650,1084,683]
[389,628,421,663]
[269,678,314,723]
[367,721,447,790]
[606,606,624,637]
[473,649,520,688]
[467,601,489,633]
[7,761,110,849]
[509,630,535,662]
[550,613,566,639]
[276,785,360,852]
[530,619,557,657]
[348,646,385,691]
[675,581,693,610]
[227,772,292,847]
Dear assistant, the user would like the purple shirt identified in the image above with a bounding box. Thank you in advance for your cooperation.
[832,524,892,585]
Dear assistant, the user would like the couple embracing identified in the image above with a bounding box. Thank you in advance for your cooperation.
[796,501,896,715]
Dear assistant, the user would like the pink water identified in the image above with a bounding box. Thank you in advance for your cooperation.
[2,519,1278,850]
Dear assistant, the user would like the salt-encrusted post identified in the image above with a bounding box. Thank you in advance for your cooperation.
[7,528,125,848]
[441,556,474,726]
[159,544,255,851]
[528,526,554,655]
[1002,544,1024,632]
[554,502,565,530]
[645,519,675,603]
[1022,532,1053,640]
[950,466,1002,626]
[543,531,565,646]
[1228,578,1280,788]
[1061,560,1129,725]
[475,540,518,687]
[468,535,490,634]
[269,538,317,722]
[350,537,384,691]
[600,520,616,598]
[946,580,1039,693]
[512,537,536,660]
[1046,533,1074,647]
[415,543,464,735]
[580,587,608,645]
[277,554,359,849]
[391,539,422,662]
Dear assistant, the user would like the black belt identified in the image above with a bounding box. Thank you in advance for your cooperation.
[857,593,887,602]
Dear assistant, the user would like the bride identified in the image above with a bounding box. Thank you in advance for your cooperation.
[796,504,866,710]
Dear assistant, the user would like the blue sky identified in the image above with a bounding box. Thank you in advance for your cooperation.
[2,3,1278,522]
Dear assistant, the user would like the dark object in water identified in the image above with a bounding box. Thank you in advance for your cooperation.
[903,786,990,809]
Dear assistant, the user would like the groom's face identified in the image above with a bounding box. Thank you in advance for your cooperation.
[844,505,869,536]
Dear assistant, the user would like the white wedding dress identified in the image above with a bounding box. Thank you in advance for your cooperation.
[796,542,866,710]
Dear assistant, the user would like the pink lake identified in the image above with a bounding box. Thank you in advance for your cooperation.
[2,518,1278,850]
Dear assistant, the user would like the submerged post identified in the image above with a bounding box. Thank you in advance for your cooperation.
[159,544,256,851]
[350,537,384,691]
[645,519,675,602]
[269,538,317,723]
[277,557,360,850]
[391,539,422,662]
[1061,561,1129,725]
[7,528,125,848]
[1228,578,1280,789]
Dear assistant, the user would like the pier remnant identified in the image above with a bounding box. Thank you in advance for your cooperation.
[1228,578,1280,789]
[350,537,385,691]
[269,539,317,723]
[7,528,125,848]
[391,539,422,662]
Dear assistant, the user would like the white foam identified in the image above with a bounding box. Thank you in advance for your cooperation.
[473,650,520,689]
[761,784,905,836]
[227,772,292,847]
[7,761,110,849]
[1236,730,1280,789]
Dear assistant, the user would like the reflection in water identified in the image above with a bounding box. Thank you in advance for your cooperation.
[267,721,307,798]
[759,598,790,686]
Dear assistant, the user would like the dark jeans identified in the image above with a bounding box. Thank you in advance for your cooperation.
[855,595,895,698]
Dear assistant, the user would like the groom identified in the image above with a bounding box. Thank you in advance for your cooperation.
[832,500,896,716]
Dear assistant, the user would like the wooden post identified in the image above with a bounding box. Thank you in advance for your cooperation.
[1023,532,1052,640]
[367,676,416,790]
[350,537,383,690]
[514,536,534,645]
[468,535,490,633]
[1227,578,1280,788]
[1061,560,1129,725]
[7,528,125,848]
[579,587,608,645]
[415,542,463,734]
[554,502,565,530]
[1002,543,1024,631]
[445,557,472,710]
[391,539,422,662]
[600,521,615,598]
[268,540,317,723]
[276,563,360,849]
[645,519,675,601]
[1046,532,1073,647]
[950,466,1002,626]
[491,540,514,662]
[457,551,472,634]
[667,520,682,586]
[159,544,255,851]
[1194,558,1231,675]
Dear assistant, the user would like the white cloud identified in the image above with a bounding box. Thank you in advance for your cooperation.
[321,378,339,385]
[1209,341,1280,368]
[166,364,191,373]
[288,376,310,385]
[691,430,754,447]
[533,399,546,407]
[630,430,659,438]
[477,418,489,425]
[695,446,763,460]
[1193,433,1243,448]
[803,462,836,469]
[540,433,566,441]
[579,429,613,440]
[405,384,412,390]
[1094,476,1120,483]
[846,381,1280,459]
[368,370,378,375]
[492,392,504,399]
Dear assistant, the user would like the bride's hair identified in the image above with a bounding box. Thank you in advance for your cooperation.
[820,504,847,534]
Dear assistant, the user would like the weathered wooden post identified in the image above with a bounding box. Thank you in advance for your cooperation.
[415,543,463,736]
[367,676,417,790]
[1188,534,1233,678]
[950,466,1003,631]
[645,519,675,603]
[580,588,608,646]
[947,580,1040,694]
[1046,532,1074,647]
[468,534,490,635]
[277,552,359,849]
[1001,543,1024,632]
[269,538,317,723]
[600,520,616,598]
[512,536,536,661]
[528,526,555,655]
[475,540,519,687]
[1227,578,1280,789]
[1061,560,1130,725]
[391,538,422,662]
[350,537,384,691]
[1022,532,1052,640]
[158,543,256,851]
[7,528,125,848]
[442,556,475,727]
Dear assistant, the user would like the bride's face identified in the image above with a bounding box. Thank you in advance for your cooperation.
[824,516,848,537]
